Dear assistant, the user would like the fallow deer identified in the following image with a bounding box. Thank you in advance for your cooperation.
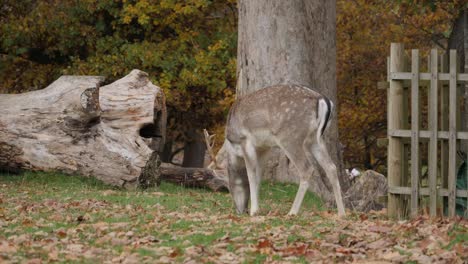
[225,84,346,216]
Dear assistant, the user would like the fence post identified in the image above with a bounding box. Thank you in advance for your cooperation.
[410,49,420,218]
[448,50,458,217]
[388,43,405,218]
[429,49,439,217]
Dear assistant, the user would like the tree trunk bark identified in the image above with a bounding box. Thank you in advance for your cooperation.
[182,129,206,168]
[0,70,166,189]
[448,9,468,158]
[236,0,348,203]
[161,140,173,163]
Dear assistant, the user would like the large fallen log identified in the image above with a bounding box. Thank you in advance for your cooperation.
[0,70,166,189]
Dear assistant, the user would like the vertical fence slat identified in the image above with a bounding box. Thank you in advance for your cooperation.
[429,49,438,217]
[402,54,410,217]
[440,54,449,192]
[448,50,457,217]
[388,43,405,219]
[410,50,420,218]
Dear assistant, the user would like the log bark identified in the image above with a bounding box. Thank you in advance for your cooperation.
[235,0,348,204]
[0,69,166,189]
[159,163,228,192]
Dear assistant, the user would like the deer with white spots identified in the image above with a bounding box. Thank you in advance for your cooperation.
[225,84,346,216]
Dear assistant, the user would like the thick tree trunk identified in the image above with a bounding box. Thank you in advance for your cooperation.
[182,129,206,168]
[448,9,468,157]
[0,70,166,189]
[236,0,348,204]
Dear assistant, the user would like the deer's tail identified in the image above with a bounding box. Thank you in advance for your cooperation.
[317,96,333,137]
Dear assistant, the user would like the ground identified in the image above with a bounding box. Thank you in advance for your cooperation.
[0,172,466,263]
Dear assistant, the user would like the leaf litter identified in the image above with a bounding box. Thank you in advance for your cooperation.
[0,175,466,263]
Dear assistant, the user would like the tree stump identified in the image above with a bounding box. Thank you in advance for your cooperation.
[0,69,166,189]
[344,170,388,212]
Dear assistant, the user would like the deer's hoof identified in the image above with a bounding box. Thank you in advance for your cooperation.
[287,211,298,216]
[249,210,259,216]
[337,210,346,217]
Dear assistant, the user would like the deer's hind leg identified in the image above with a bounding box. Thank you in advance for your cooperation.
[288,177,311,215]
[305,132,346,216]
[275,137,313,216]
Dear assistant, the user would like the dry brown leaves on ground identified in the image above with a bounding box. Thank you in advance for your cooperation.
[0,177,466,263]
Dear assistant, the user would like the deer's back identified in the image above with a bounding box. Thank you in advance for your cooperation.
[226,85,324,144]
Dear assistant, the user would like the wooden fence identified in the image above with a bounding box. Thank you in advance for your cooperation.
[387,43,468,218]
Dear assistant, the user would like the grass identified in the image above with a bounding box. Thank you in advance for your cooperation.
[0,171,324,263]
[0,171,466,263]
[0,170,322,213]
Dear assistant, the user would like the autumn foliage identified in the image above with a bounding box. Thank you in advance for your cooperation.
[337,0,465,171]
[0,0,466,170]
[0,0,237,146]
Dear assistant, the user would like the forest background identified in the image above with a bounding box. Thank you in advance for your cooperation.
[1,0,465,172]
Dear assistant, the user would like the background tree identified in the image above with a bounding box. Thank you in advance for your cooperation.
[447,6,468,156]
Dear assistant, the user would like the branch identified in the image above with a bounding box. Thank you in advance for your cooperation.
[203,129,217,169]
[159,163,228,192]
[169,146,185,163]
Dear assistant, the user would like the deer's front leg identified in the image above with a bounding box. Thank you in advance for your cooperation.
[242,140,260,216]
[228,151,250,214]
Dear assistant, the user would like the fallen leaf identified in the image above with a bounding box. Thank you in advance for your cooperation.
[218,252,240,263]
[0,241,17,253]
[324,232,340,244]
[335,247,353,254]
[56,229,67,238]
[66,243,84,253]
[367,238,395,249]
[26,258,42,264]
[169,248,181,258]
[379,250,407,262]
[279,244,308,256]
[368,225,391,234]
[257,238,274,254]
[48,250,59,261]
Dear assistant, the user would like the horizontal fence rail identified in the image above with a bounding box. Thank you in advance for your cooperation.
[388,130,468,140]
[390,72,468,81]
